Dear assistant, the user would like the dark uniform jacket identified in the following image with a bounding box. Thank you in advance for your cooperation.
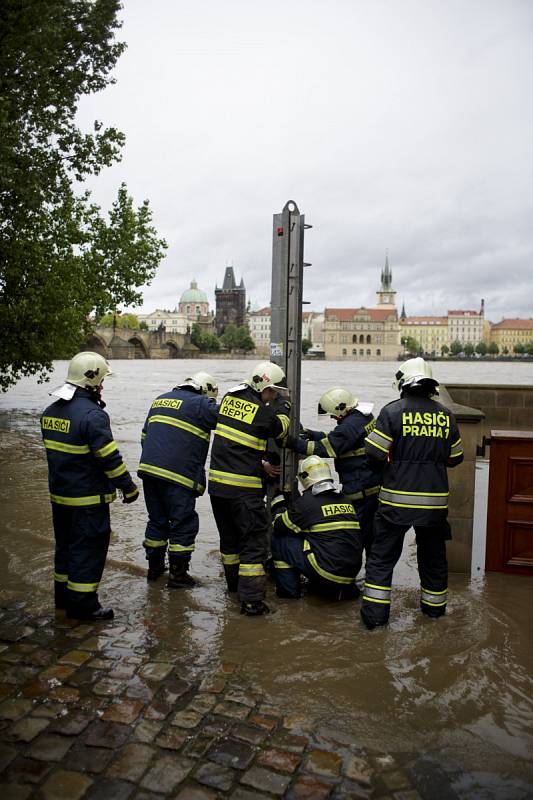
[41,389,137,506]
[365,395,464,526]
[272,488,362,584]
[138,387,218,496]
[208,384,290,498]
[294,409,382,497]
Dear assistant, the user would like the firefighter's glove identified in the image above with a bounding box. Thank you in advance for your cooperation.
[122,486,139,504]
[284,434,301,450]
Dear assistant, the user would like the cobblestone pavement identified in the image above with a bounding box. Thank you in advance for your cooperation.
[0,601,426,800]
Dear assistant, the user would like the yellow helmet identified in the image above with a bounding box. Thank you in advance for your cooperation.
[179,371,218,398]
[297,455,333,491]
[395,357,439,393]
[66,352,112,389]
[246,361,289,395]
[318,387,357,418]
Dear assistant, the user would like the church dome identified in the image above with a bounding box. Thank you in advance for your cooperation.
[180,279,208,304]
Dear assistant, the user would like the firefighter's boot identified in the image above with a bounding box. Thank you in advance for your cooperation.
[167,556,195,589]
[147,550,166,582]
[223,563,239,593]
[240,600,270,617]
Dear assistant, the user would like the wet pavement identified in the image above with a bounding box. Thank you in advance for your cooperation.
[0,599,425,800]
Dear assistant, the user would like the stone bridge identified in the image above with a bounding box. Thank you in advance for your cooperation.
[82,326,198,359]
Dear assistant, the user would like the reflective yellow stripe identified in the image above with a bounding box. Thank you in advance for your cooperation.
[221,553,240,565]
[273,560,292,569]
[306,440,315,456]
[54,572,68,583]
[149,415,210,442]
[67,581,99,593]
[94,440,118,458]
[320,437,336,457]
[44,440,90,455]
[345,485,380,501]
[309,520,360,533]
[141,432,146,441]
[104,463,127,479]
[339,447,365,459]
[214,423,266,451]
[365,438,389,454]
[50,492,116,506]
[143,538,167,549]
[124,488,138,499]
[362,595,390,604]
[379,488,448,510]
[238,563,266,576]
[168,543,195,552]
[374,428,393,441]
[139,463,203,493]
[306,552,355,584]
[277,414,290,438]
[208,469,262,490]
[281,510,302,534]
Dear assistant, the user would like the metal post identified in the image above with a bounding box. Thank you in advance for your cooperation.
[270,200,311,495]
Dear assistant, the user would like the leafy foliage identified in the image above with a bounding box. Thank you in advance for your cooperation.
[449,340,463,356]
[0,1,166,391]
[190,323,220,353]
[463,342,475,356]
[401,335,422,356]
[475,341,488,355]
[302,338,313,355]
[98,312,140,329]
[220,324,255,352]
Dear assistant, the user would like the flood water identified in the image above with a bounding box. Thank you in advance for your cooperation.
[1,359,533,798]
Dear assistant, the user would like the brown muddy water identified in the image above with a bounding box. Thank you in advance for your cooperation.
[1,360,533,798]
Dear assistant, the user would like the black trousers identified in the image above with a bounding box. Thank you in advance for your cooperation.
[52,504,111,615]
[142,477,198,563]
[210,493,269,602]
[352,494,378,557]
[361,512,449,626]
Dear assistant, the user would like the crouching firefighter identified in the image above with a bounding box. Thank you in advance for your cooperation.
[138,372,219,587]
[208,361,291,616]
[271,456,363,600]
[41,353,139,621]
[284,386,382,556]
[361,357,464,629]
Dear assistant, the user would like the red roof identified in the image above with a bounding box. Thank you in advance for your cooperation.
[402,316,448,324]
[325,307,397,322]
[249,307,271,316]
[491,318,533,330]
[448,310,481,317]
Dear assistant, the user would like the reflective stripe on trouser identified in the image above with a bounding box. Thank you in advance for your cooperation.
[52,503,111,615]
[362,512,449,625]
[210,494,269,602]
[142,477,199,560]
[271,533,357,600]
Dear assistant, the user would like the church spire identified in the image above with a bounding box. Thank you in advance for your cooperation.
[376,252,397,310]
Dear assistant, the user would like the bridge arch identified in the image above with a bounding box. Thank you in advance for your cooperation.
[83,333,109,357]
[128,336,149,359]
[165,340,180,358]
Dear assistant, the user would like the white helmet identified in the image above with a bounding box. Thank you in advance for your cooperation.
[395,357,439,393]
[297,455,334,491]
[66,352,112,389]
[318,387,357,418]
[179,371,218,398]
[246,361,289,395]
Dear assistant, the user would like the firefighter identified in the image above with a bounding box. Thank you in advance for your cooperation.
[208,361,291,616]
[361,357,464,629]
[41,352,139,621]
[285,387,382,555]
[271,456,363,600]
[138,372,219,587]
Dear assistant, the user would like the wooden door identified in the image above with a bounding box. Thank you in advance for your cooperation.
[485,431,533,574]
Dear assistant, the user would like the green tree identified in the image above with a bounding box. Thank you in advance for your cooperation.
[401,336,421,355]
[201,333,221,353]
[450,340,463,356]
[475,341,488,356]
[98,312,140,329]
[220,324,254,352]
[463,342,475,357]
[302,338,313,355]
[0,1,166,391]
[513,342,525,354]
[487,342,499,356]
[441,344,449,356]
[190,322,204,349]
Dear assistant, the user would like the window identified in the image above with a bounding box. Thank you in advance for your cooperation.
[366,335,371,344]
[367,348,371,356]
[377,348,381,356]
[352,348,357,356]
[342,348,347,356]
[352,335,357,344]
[359,335,364,344]
[359,348,364,355]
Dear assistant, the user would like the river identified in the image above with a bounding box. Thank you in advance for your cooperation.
[1,359,533,798]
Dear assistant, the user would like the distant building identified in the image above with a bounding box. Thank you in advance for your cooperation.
[490,319,533,352]
[179,279,210,320]
[447,300,485,347]
[137,309,188,334]
[400,315,448,356]
[323,307,400,361]
[376,253,396,309]
[215,266,246,335]
[247,306,271,356]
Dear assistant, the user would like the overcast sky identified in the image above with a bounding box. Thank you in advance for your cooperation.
[77,0,533,322]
